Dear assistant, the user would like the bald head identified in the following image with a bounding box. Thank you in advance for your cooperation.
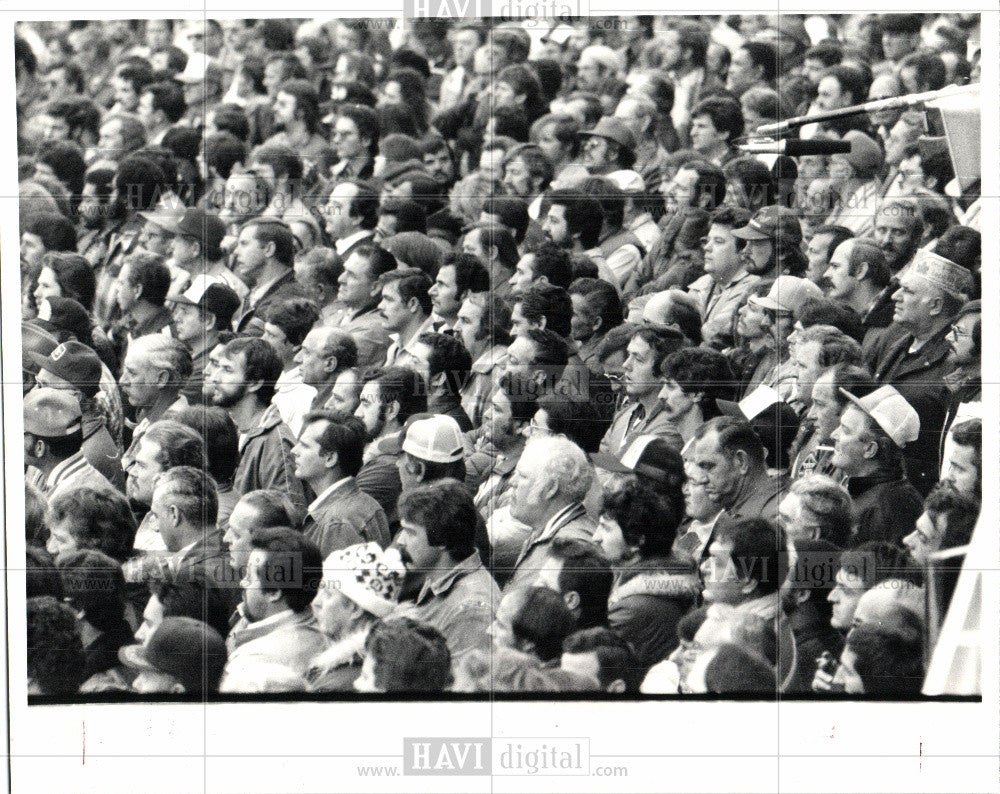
[296,326,358,385]
[853,579,924,631]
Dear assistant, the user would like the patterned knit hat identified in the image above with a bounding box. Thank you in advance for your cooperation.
[321,542,405,618]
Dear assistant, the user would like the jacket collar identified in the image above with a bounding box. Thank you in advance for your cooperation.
[415,551,485,605]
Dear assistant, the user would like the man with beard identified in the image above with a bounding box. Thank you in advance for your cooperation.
[940,301,980,439]
[206,336,306,517]
[355,367,427,530]
[388,480,499,664]
[76,168,117,268]
[730,204,808,282]
[578,117,637,176]
[231,219,306,335]
[292,411,389,558]
[94,155,169,329]
[541,190,616,283]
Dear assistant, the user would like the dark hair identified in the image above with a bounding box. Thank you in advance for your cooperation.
[471,223,519,271]
[170,406,239,486]
[796,301,865,344]
[209,104,251,142]
[114,155,167,212]
[143,80,186,123]
[25,485,49,548]
[714,517,786,597]
[562,627,642,691]
[660,347,737,419]
[691,96,745,143]
[820,65,870,106]
[37,140,87,198]
[27,596,86,695]
[369,366,427,424]
[364,616,453,692]
[336,105,380,155]
[276,78,321,134]
[204,132,247,180]
[222,337,283,405]
[26,544,62,600]
[683,160,728,211]
[380,198,427,235]
[511,586,577,662]
[262,298,320,347]
[530,113,581,160]
[950,418,981,462]
[633,324,687,375]
[351,243,398,286]
[702,642,777,694]
[122,250,170,306]
[517,282,573,339]
[150,575,231,639]
[342,181,382,231]
[46,487,138,564]
[379,267,433,317]
[723,157,776,212]
[568,277,623,335]
[415,331,472,396]
[601,477,683,557]
[596,321,639,363]
[397,480,477,560]
[56,549,127,634]
[805,41,843,68]
[526,242,573,291]
[741,41,779,83]
[22,211,76,253]
[116,62,155,95]
[546,190,604,250]
[845,615,924,695]
[250,526,323,613]
[40,252,95,311]
[899,51,946,92]
[442,252,490,297]
[301,410,366,477]
[667,20,709,67]
[924,483,979,552]
[546,538,613,629]
[535,395,611,455]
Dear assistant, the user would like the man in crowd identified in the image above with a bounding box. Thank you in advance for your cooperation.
[292,410,390,557]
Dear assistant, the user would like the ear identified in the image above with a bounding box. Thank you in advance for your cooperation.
[536,316,547,331]
[855,262,869,282]
[323,355,339,375]
[740,577,758,596]
[606,679,626,694]
[430,371,447,390]
[33,439,47,459]
[926,294,944,317]
[324,449,340,471]
[563,590,581,612]
[862,438,879,460]
[386,399,401,424]
[792,588,810,606]
[413,458,427,482]
[535,275,550,287]
[244,377,265,397]
[691,391,705,406]
[733,448,751,476]
[263,240,277,260]
[169,504,182,528]
[154,368,171,389]
[406,296,421,315]
[540,475,560,501]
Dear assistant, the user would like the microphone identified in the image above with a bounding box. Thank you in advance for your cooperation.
[737,138,853,157]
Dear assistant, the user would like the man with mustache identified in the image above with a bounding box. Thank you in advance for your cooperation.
[388,480,499,664]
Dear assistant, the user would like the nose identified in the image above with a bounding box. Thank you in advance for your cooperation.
[658,383,670,401]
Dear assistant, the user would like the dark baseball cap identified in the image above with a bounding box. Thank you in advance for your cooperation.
[163,207,226,253]
[31,341,103,399]
[731,204,802,246]
[118,617,227,693]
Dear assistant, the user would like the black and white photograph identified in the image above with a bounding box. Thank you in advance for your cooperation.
[5,5,998,792]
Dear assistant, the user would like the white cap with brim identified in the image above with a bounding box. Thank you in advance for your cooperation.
[839,385,920,449]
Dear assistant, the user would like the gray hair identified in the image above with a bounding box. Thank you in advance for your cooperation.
[521,435,593,504]
[126,334,193,385]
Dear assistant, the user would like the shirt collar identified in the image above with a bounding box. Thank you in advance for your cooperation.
[416,551,484,604]
[308,477,354,515]
[335,229,371,256]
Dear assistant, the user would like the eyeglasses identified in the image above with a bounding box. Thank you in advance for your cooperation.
[948,326,973,340]
[331,129,357,140]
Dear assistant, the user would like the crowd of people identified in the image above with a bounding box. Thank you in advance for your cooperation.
[17,13,982,697]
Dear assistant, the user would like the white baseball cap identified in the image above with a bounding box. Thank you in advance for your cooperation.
[401,414,465,463]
